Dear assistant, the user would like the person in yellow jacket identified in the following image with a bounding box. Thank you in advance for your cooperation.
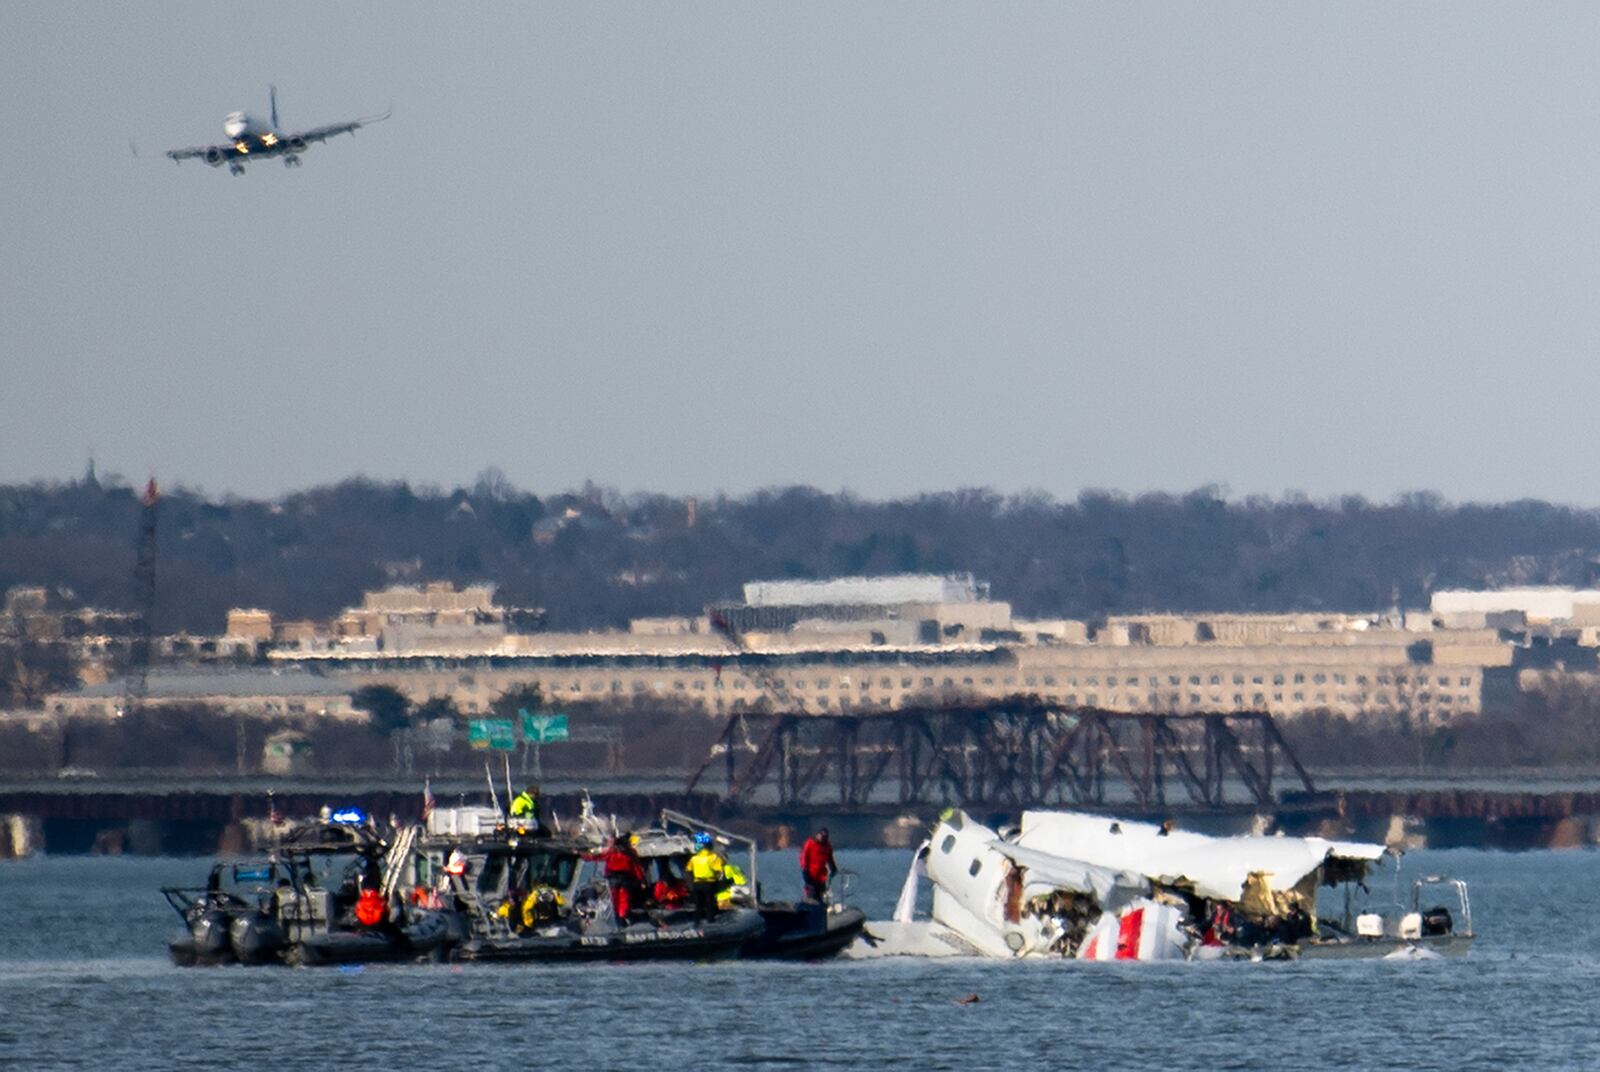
[717,862,746,910]
[521,885,565,930]
[687,832,726,923]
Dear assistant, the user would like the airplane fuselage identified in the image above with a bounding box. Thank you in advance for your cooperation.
[222,111,272,140]
[205,111,304,169]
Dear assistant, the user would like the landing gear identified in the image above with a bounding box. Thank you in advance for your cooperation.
[283,154,302,168]
[228,162,245,176]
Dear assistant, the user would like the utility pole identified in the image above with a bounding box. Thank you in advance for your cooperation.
[124,477,159,716]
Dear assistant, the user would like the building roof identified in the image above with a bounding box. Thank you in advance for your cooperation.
[70,667,349,700]
[1432,587,1600,621]
[742,573,984,608]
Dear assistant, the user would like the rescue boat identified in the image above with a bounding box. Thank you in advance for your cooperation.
[163,809,463,967]
[414,804,866,962]
[416,809,765,962]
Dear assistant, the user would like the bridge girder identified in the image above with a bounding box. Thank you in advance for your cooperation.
[686,703,1315,814]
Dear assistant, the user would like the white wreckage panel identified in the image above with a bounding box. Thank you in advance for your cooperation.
[1017,811,1385,904]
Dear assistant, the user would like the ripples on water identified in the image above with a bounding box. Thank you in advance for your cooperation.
[2,849,1596,1070]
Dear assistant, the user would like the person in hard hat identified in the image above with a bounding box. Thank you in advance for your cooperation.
[687,832,727,923]
[799,827,837,903]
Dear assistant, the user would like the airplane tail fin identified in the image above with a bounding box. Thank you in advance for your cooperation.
[269,85,280,130]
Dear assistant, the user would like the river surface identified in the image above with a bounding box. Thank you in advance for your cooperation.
[1,848,1594,1069]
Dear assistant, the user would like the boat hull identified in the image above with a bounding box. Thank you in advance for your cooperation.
[291,911,462,966]
[1293,933,1475,960]
[459,908,764,963]
[744,904,868,960]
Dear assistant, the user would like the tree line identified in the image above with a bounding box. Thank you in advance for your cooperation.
[6,472,1600,635]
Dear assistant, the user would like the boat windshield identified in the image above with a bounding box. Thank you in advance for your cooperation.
[291,850,378,894]
[477,849,579,897]
[209,861,280,898]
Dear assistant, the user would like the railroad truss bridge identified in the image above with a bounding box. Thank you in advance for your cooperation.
[686,703,1314,816]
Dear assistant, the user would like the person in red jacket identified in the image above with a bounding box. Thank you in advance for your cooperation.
[602,833,647,922]
[799,828,837,903]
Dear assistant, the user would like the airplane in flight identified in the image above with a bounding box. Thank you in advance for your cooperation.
[166,86,389,174]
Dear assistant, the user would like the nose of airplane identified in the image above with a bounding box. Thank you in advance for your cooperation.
[223,112,248,139]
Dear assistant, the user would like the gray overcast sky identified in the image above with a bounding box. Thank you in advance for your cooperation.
[5,3,1600,504]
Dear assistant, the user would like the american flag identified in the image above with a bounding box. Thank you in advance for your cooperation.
[267,790,283,825]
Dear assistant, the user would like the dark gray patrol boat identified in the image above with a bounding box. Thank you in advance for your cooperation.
[163,810,462,967]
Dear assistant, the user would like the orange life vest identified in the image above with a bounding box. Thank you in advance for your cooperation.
[355,889,386,926]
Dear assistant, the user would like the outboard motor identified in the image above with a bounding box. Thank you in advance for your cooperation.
[191,909,233,961]
[230,912,286,965]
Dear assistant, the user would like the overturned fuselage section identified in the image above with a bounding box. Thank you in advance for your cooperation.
[856,810,1471,962]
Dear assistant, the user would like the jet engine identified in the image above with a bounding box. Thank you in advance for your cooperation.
[286,135,307,153]
[204,146,226,167]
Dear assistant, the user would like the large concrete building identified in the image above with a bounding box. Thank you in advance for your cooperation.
[241,574,1514,724]
[39,574,1537,724]
[223,582,544,655]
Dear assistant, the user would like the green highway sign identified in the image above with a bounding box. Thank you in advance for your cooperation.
[520,709,570,743]
[468,718,517,751]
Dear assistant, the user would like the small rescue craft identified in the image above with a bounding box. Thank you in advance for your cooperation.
[856,809,1473,962]
[163,809,462,967]
[419,822,764,963]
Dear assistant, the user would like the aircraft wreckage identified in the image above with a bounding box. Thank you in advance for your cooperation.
[853,810,1472,961]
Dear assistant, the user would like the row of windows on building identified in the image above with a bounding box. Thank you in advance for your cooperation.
[447,670,1478,716]
[1055,691,1477,709]
[474,670,1477,696]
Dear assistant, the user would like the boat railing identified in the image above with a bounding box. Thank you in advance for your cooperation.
[1413,875,1472,937]
[160,886,208,919]
[660,808,759,901]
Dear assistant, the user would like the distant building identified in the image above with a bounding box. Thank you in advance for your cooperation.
[1431,587,1600,628]
[47,668,358,720]
[241,574,1514,724]
[713,572,1012,644]
[224,609,273,641]
[3,584,142,645]
[226,581,544,656]
[39,576,1558,727]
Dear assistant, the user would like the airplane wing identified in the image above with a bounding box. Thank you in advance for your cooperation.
[294,108,391,146]
[166,142,244,163]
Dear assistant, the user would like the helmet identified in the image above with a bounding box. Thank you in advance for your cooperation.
[693,832,712,850]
